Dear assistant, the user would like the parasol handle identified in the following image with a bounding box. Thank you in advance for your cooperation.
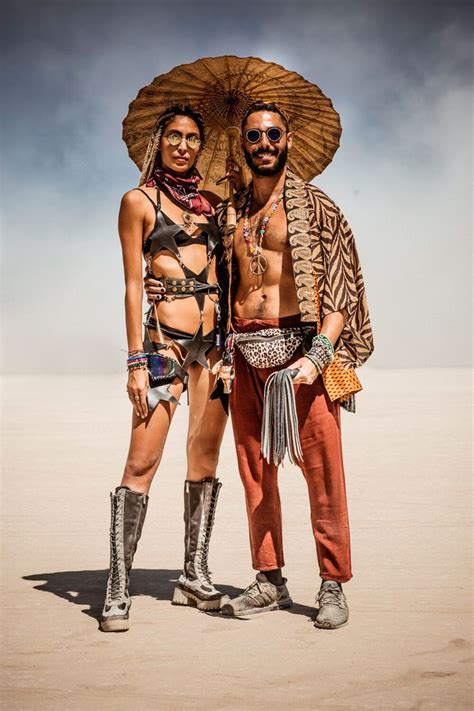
[226,126,241,232]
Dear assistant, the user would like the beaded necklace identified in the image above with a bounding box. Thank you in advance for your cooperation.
[243,189,284,276]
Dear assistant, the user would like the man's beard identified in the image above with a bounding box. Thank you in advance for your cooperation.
[243,144,288,176]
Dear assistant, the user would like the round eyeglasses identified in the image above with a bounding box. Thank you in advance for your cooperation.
[164,131,202,149]
[244,127,286,144]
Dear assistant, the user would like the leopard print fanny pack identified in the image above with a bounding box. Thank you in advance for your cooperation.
[233,327,313,368]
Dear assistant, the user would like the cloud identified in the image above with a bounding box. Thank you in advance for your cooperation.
[1,0,472,371]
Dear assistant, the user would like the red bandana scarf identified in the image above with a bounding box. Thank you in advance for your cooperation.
[146,168,213,217]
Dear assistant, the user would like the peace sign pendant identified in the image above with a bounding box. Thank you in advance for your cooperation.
[249,253,268,276]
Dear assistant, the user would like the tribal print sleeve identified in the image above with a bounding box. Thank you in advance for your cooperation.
[307,185,374,369]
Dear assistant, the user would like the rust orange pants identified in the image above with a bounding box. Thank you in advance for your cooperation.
[230,315,352,582]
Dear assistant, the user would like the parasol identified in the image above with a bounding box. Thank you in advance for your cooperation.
[122,55,341,208]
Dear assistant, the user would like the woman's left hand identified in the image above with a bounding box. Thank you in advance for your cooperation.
[287,357,318,385]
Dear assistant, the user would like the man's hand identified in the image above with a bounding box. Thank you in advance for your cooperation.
[288,356,318,385]
[144,274,165,304]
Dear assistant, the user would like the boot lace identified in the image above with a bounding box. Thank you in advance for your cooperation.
[107,494,125,602]
[197,484,219,585]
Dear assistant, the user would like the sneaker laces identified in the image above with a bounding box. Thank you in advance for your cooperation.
[244,579,261,596]
[241,579,274,606]
[317,585,345,609]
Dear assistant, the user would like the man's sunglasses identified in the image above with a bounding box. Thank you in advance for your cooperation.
[244,127,286,144]
[164,131,202,149]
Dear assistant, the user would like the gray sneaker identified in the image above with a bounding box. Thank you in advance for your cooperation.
[220,573,292,618]
[314,580,349,629]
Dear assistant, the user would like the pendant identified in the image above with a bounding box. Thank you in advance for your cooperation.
[182,211,197,235]
[249,253,268,276]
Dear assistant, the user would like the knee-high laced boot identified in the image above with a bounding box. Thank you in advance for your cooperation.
[172,478,226,610]
[100,486,148,632]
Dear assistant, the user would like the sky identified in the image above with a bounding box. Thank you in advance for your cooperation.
[1,0,472,372]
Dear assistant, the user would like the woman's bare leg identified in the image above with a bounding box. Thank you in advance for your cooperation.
[186,351,228,481]
[121,379,184,494]
[171,351,229,610]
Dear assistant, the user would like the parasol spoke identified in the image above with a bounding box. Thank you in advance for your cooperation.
[198,129,224,187]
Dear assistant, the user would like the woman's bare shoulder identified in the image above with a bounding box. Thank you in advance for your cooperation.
[120,186,155,211]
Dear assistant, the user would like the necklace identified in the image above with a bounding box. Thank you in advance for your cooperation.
[243,190,284,275]
[181,210,198,236]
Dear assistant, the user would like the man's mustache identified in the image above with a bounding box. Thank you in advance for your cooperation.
[252,148,278,158]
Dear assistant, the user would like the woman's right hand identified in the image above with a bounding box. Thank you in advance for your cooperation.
[144,274,165,304]
[127,368,149,419]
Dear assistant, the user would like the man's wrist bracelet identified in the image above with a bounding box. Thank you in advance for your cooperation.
[304,354,323,373]
[314,334,334,355]
[304,334,335,373]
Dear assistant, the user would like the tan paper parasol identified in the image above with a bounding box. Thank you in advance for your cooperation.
[122,55,342,201]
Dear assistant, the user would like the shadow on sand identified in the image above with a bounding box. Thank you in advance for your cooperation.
[23,570,315,623]
[23,569,243,621]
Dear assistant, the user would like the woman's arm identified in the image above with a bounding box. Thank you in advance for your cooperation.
[119,191,146,351]
[119,190,149,418]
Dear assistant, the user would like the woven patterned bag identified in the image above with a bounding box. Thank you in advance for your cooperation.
[323,355,362,402]
[312,276,363,402]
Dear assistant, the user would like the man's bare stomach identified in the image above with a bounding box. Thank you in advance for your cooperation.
[233,280,300,320]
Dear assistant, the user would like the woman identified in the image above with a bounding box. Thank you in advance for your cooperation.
[100,105,230,632]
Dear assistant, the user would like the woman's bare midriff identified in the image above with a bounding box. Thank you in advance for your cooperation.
[148,247,219,335]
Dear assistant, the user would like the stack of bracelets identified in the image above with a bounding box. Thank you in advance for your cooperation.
[127,351,148,372]
[304,334,334,374]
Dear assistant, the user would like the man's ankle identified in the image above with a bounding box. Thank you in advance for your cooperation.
[262,568,284,586]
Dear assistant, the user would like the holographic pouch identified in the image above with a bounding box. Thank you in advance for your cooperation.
[147,352,177,382]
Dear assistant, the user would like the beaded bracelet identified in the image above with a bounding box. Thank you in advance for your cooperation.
[303,353,323,374]
[127,352,148,372]
[304,334,334,373]
[313,334,334,355]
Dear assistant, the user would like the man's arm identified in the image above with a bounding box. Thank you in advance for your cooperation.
[290,310,347,385]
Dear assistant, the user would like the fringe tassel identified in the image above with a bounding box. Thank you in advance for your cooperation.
[261,370,303,466]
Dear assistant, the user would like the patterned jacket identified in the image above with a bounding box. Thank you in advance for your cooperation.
[215,169,374,410]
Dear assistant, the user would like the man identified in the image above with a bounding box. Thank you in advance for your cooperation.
[147,102,373,628]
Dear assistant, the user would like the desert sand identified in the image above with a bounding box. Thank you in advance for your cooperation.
[1,369,472,710]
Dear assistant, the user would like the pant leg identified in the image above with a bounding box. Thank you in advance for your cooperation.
[230,348,285,571]
[295,376,352,582]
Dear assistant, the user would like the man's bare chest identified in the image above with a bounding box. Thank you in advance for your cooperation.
[233,209,289,259]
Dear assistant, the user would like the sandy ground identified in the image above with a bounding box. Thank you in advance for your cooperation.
[1,369,472,710]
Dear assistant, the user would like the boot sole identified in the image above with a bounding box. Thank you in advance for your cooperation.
[220,599,293,619]
[100,617,130,632]
[171,585,228,611]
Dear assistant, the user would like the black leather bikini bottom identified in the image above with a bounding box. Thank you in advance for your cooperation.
[144,311,227,412]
